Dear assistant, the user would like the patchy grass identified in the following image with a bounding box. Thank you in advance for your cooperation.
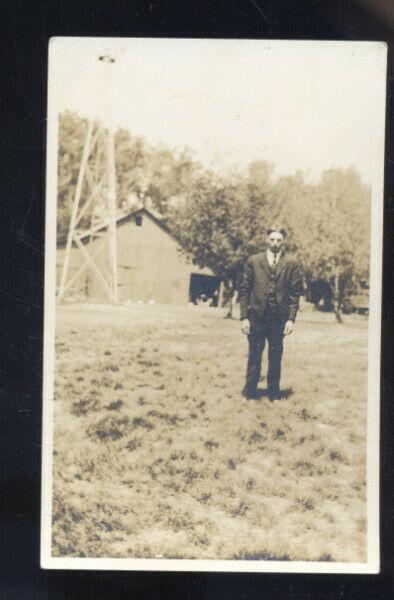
[52,303,368,561]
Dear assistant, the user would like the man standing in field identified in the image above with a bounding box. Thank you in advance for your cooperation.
[239,225,303,400]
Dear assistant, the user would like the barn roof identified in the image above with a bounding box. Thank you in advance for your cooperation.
[57,206,169,247]
[113,206,170,236]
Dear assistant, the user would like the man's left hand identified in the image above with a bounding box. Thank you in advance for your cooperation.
[284,320,294,336]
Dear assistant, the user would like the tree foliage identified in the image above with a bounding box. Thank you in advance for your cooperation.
[115,128,198,215]
[57,111,88,238]
[167,171,275,315]
[274,168,370,320]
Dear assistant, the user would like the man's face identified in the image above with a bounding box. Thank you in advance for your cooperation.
[267,232,284,254]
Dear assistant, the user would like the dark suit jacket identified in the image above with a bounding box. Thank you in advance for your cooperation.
[239,252,303,322]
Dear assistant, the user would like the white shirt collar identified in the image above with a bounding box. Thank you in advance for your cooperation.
[267,249,281,266]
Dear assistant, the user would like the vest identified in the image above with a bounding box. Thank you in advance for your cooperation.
[267,261,278,310]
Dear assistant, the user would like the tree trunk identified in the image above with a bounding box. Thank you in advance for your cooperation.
[225,289,234,319]
[333,270,343,323]
[222,279,237,319]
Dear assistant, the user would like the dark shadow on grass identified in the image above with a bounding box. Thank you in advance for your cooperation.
[246,387,294,401]
[278,387,294,400]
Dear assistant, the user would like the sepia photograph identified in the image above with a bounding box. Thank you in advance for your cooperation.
[41,37,386,573]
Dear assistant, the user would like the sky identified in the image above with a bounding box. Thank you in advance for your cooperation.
[48,38,387,184]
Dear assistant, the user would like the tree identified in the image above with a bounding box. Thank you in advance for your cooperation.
[291,168,371,322]
[247,160,274,190]
[115,129,199,216]
[168,172,273,317]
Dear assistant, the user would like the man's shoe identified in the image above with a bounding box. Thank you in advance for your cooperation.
[241,389,258,400]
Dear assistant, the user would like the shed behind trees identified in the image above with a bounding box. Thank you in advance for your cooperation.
[56,207,220,305]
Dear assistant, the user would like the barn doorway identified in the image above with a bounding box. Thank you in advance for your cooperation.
[189,273,221,306]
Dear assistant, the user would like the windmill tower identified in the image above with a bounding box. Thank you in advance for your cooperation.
[58,53,119,303]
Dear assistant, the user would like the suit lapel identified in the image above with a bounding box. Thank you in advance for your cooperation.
[260,252,271,276]
[274,254,287,279]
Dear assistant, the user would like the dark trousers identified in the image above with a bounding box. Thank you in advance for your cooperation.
[242,309,284,396]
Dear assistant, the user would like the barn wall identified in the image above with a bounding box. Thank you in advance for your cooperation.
[56,212,216,304]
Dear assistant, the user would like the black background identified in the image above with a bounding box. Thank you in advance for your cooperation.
[0,1,393,598]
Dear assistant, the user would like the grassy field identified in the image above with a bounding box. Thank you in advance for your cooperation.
[51,301,368,562]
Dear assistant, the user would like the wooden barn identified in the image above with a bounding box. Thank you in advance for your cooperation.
[56,207,221,305]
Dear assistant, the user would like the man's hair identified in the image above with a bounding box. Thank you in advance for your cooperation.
[266,224,287,238]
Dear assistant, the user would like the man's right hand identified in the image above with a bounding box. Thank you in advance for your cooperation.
[241,319,250,335]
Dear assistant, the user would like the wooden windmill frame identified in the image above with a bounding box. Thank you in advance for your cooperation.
[57,56,119,303]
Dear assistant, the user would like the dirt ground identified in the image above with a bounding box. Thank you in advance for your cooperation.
[51,301,368,561]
